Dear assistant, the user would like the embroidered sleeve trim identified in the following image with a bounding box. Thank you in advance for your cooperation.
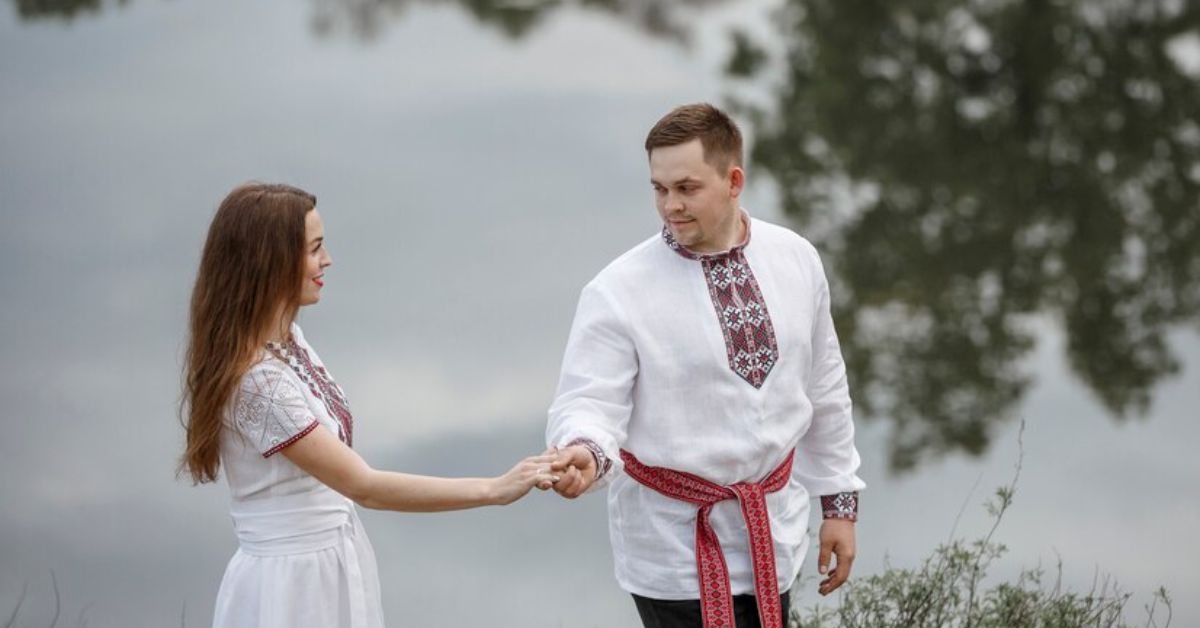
[262,418,319,458]
[566,437,612,481]
[821,491,859,521]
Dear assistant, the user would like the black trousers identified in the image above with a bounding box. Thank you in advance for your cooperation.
[632,593,790,628]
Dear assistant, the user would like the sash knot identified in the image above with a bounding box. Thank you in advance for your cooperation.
[620,449,794,628]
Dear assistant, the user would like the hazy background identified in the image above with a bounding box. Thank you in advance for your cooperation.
[2,0,1198,626]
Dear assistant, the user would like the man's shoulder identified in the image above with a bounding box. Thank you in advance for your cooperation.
[750,216,821,260]
[590,231,666,286]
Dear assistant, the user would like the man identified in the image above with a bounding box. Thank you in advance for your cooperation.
[546,103,864,628]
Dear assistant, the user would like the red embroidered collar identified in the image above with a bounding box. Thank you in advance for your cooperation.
[661,210,752,261]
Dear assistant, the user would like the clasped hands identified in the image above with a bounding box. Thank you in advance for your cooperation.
[494,445,596,505]
[539,445,597,498]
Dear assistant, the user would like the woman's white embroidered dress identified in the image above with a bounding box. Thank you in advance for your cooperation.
[212,324,385,628]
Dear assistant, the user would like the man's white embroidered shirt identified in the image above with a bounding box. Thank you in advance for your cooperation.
[547,216,866,600]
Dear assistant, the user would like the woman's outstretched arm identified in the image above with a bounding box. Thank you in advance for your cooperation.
[282,425,559,512]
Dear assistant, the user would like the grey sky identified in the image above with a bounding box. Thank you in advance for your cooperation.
[1,0,1197,626]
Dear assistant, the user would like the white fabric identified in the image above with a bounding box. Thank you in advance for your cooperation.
[546,215,866,600]
[214,324,385,628]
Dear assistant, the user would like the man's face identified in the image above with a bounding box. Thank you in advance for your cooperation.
[649,138,744,253]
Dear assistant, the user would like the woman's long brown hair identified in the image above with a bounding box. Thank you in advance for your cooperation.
[180,183,316,484]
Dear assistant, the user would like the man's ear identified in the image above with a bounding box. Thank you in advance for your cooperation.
[729,166,745,199]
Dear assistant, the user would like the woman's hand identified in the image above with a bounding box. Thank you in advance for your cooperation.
[487,449,561,506]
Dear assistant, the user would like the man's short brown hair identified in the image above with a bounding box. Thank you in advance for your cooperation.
[644,103,743,172]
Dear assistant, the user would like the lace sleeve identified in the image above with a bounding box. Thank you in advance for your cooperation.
[233,362,320,457]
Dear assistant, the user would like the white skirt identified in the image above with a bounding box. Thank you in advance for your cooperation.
[212,491,385,628]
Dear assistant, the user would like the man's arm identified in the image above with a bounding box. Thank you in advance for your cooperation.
[545,280,638,498]
[794,263,864,494]
[795,245,866,594]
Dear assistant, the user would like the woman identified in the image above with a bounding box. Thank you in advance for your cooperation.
[180,182,558,627]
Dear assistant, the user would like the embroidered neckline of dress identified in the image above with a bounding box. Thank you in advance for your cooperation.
[661,209,752,261]
[265,336,354,447]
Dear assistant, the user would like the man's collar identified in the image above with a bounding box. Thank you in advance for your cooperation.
[661,209,752,261]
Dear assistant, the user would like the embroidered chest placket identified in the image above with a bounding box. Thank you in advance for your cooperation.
[267,339,355,447]
[664,225,780,388]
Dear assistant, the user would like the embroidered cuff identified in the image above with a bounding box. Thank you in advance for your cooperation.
[565,438,612,482]
[821,491,859,521]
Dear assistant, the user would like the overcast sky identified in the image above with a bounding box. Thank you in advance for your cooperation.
[1,0,1197,626]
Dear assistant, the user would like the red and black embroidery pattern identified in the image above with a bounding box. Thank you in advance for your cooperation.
[621,448,794,628]
[267,338,354,447]
[663,226,779,389]
[821,491,859,521]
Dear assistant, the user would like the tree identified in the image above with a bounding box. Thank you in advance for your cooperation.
[740,0,1200,470]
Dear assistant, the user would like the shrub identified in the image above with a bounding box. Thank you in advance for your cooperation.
[789,424,1172,628]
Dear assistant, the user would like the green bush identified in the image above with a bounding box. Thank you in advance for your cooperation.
[789,426,1172,628]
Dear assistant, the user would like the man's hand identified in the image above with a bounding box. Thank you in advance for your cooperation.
[548,446,598,498]
[817,519,856,596]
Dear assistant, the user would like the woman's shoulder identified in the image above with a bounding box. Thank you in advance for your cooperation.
[243,323,313,381]
[239,352,301,397]
[229,352,322,457]
[243,351,289,378]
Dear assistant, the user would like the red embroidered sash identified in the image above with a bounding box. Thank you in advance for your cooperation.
[620,449,794,628]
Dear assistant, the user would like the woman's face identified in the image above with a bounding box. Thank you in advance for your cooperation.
[299,209,332,306]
